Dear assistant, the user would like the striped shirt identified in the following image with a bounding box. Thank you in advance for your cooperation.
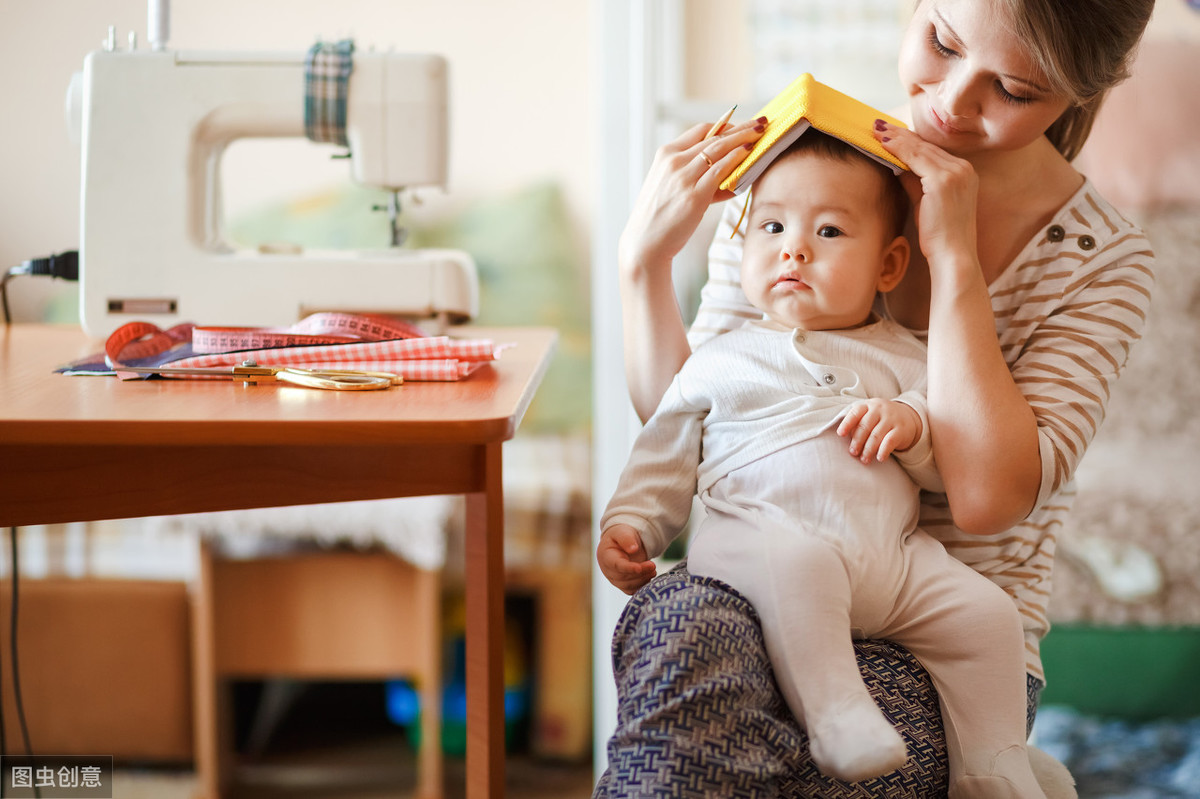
[688,180,1155,680]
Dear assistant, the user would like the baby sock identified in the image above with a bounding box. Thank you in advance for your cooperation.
[949,745,1049,799]
[808,693,908,782]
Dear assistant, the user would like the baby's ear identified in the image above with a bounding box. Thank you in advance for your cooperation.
[876,235,910,293]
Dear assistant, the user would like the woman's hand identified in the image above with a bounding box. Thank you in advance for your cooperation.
[597,524,658,595]
[619,115,765,422]
[619,117,765,279]
[872,119,979,270]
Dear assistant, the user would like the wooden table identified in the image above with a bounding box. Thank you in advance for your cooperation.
[0,323,557,799]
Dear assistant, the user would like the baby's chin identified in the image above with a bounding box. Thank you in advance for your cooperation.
[764,310,875,331]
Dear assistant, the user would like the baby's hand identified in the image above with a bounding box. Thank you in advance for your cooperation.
[837,399,922,464]
[597,524,658,594]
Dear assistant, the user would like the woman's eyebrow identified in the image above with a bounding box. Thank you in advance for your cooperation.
[934,9,1051,94]
[933,9,965,49]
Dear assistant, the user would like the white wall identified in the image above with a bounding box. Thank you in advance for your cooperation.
[0,0,592,322]
[1151,0,1200,40]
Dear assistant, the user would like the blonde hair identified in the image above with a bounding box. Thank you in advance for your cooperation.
[997,0,1154,161]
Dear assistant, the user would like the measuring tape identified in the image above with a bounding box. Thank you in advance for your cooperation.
[99,313,496,382]
[106,312,427,367]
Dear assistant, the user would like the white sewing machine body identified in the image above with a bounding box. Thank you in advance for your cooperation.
[75,46,478,338]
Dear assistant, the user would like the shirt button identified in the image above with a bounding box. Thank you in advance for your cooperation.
[1078,235,1096,250]
[795,333,806,344]
[823,373,836,385]
[1047,225,1065,242]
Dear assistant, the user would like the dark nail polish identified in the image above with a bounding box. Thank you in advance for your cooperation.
[744,142,754,150]
[754,124,765,133]
[757,116,768,124]
[881,136,891,143]
[874,118,887,131]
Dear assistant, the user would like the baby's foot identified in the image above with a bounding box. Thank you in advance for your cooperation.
[949,745,1049,799]
[809,695,908,782]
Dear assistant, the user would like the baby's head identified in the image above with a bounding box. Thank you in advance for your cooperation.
[740,131,910,331]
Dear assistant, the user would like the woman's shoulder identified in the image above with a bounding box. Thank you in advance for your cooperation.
[1056,179,1154,247]
[1002,179,1155,297]
[992,180,1156,357]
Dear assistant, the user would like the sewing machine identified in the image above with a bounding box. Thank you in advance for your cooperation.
[69,18,478,339]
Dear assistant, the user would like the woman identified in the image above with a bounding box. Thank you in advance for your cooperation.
[596,0,1156,796]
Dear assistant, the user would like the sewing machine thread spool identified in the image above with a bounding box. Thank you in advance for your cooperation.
[148,0,169,51]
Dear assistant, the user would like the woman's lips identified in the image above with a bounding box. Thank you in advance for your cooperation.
[930,105,972,136]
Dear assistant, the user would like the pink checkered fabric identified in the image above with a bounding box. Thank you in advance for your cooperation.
[166,337,500,382]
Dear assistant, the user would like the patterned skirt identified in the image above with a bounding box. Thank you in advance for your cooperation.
[594,563,1043,798]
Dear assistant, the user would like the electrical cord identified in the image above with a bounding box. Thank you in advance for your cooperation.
[2,250,79,325]
[0,536,4,762]
[0,251,76,796]
[1,527,38,799]
[10,528,34,758]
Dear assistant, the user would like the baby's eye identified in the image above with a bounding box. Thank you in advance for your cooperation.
[817,225,843,238]
[763,221,784,234]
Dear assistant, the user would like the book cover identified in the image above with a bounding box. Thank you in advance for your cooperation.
[720,73,909,195]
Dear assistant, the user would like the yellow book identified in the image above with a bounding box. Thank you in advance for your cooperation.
[720,74,908,195]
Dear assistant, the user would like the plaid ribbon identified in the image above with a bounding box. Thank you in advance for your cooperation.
[304,39,355,146]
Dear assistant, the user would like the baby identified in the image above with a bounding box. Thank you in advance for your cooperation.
[598,130,1044,797]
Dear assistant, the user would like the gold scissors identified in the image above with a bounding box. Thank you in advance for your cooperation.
[115,359,402,390]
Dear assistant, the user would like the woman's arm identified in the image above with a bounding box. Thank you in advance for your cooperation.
[875,124,1040,535]
[924,249,1041,534]
[619,248,691,423]
[874,124,1155,534]
[618,118,763,421]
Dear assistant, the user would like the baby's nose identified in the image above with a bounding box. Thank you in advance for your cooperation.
[782,239,809,262]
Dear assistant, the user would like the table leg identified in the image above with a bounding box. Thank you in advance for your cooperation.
[193,539,234,799]
[465,442,505,798]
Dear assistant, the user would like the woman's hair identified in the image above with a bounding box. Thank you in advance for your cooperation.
[996,0,1155,161]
